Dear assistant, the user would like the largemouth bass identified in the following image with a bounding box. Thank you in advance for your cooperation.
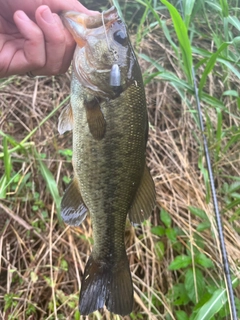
[59,6,155,316]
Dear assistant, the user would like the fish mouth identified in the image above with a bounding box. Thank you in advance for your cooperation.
[61,6,119,48]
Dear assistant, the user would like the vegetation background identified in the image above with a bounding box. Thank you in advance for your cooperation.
[0,0,240,319]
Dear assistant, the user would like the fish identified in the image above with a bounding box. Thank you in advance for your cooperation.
[58,6,156,316]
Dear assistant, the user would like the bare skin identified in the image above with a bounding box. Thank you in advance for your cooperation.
[0,0,97,77]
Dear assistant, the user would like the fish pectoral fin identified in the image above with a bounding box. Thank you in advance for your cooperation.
[85,98,106,140]
[61,177,88,226]
[58,103,74,134]
[128,164,156,225]
[80,253,133,316]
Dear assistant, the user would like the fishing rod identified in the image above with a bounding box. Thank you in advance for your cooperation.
[178,1,238,319]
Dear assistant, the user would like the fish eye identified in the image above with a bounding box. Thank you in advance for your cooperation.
[113,30,128,46]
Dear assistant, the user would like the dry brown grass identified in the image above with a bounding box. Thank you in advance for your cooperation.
[0,25,240,320]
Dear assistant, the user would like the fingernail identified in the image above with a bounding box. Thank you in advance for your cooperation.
[52,13,62,26]
[16,11,30,22]
[41,7,55,24]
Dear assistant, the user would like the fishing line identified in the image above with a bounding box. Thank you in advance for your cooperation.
[178,1,237,319]
[101,10,112,52]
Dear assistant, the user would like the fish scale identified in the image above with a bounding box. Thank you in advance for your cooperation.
[59,6,156,316]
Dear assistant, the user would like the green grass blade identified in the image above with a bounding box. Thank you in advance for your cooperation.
[21,96,69,146]
[0,175,7,199]
[136,6,149,47]
[198,154,210,204]
[228,16,240,31]
[3,137,11,183]
[219,0,229,17]
[0,96,69,159]
[161,20,178,53]
[112,0,124,21]
[183,0,196,28]
[35,151,61,215]
[193,277,239,320]
[193,288,227,320]
[215,109,223,162]
[223,128,240,153]
[0,132,20,148]
[135,0,177,58]
[140,53,192,90]
[161,0,193,84]
[198,42,232,97]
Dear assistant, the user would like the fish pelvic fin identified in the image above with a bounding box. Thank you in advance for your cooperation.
[79,253,133,316]
[61,176,88,226]
[129,164,156,225]
[84,98,106,140]
[58,103,74,134]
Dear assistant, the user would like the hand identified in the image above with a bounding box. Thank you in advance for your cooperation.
[0,0,97,78]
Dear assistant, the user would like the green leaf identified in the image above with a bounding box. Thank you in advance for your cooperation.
[198,156,211,204]
[171,283,190,306]
[160,209,171,228]
[195,253,214,268]
[228,16,240,31]
[215,108,222,162]
[176,310,189,320]
[169,255,192,270]
[197,221,211,232]
[227,181,240,194]
[30,271,38,283]
[222,90,239,97]
[194,291,213,311]
[161,0,193,84]
[112,0,124,21]
[193,288,227,320]
[155,241,165,260]
[188,207,208,220]
[36,151,61,214]
[3,137,12,184]
[0,174,7,199]
[183,0,196,28]
[184,268,205,304]
[60,259,68,271]
[198,42,231,96]
[166,227,177,242]
[74,310,80,320]
[151,226,165,236]
[0,97,69,159]
[219,0,229,17]
[161,20,178,53]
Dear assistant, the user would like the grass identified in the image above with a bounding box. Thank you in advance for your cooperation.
[0,0,240,319]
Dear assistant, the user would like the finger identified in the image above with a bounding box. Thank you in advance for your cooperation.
[11,11,46,74]
[52,14,76,74]
[0,37,22,77]
[34,6,74,75]
[42,0,99,16]
[2,0,98,25]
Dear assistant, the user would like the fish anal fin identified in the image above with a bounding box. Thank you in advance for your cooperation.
[80,253,133,316]
[58,103,74,134]
[129,164,156,225]
[85,98,106,140]
[61,177,88,226]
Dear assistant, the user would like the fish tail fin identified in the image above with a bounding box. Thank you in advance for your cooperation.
[79,253,133,316]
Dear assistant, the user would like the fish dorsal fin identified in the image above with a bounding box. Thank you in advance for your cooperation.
[61,176,88,226]
[128,164,156,225]
[58,104,74,134]
[85,98,106,140]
